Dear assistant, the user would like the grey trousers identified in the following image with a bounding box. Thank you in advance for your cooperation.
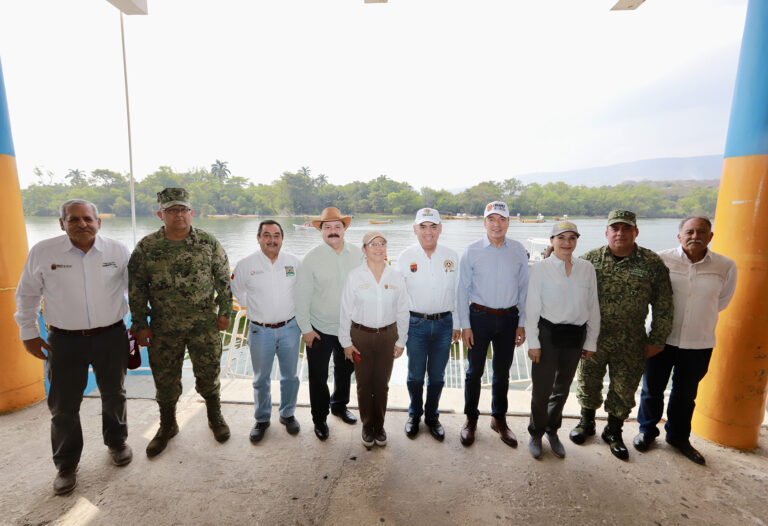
[47,323,128,471]
[528,319,583,437]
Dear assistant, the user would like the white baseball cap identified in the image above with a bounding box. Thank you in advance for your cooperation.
[414,208,441,225]
[483,201,510,219]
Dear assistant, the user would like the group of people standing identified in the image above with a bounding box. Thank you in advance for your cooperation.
[14,188,736,497]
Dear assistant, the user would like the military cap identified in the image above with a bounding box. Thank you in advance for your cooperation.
[157,187,191,210]
[607,209,637,227]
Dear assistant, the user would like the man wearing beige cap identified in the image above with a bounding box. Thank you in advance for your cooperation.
[397,208,460,441]
[457,200,529,448]
[571,209,673,461]
[296,206,363,440]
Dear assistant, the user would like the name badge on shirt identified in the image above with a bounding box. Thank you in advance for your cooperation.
[285,266,295,277]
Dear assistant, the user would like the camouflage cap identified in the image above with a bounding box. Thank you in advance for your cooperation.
[607,209,637,227]
[157,188,191,210]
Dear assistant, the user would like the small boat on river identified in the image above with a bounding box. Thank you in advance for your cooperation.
[294,222,316,230]
[369,219,393,224]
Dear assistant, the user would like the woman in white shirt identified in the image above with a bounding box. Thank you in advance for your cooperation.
[525,221,600,459]
[339,231,410,449]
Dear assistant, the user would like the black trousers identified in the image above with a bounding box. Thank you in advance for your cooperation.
[306,327,354,424]
[47,323,128,471]
[528,319,583,437]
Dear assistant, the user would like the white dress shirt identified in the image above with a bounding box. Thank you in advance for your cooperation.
[396,243,460,330]
[338,263,410,349]
[658,246,737,349]
[230,250,300,324]
[15,234,130,340]
[525,255,601,351]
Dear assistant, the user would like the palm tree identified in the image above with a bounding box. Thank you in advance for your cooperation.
[211,159,231,182]
[65,169,87,187]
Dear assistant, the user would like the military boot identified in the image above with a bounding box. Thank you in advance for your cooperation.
[601,415,629,460]
[146,403,179,458]
[568,408,596,445]
[205,397,231,443]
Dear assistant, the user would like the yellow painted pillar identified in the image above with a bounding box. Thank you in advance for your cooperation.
[691,0,768,449]
[0,58,45,413]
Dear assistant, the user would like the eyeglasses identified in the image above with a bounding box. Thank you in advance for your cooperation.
[367,241,386,248]
[164,207,190,215]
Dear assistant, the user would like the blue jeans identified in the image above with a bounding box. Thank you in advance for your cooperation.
[248,318,301,423]
[406,314,453,422]
[464,306,519,418]
[637,344,713,442]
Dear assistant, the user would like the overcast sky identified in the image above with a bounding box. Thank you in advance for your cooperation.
[0,0,748,189]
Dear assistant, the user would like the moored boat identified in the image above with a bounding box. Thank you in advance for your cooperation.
[368,219,393,224]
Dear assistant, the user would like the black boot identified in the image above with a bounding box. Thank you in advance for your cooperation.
[569,408,596,445]
[205,396,231,443]
[601,415,629,460]
[146,403,179,458]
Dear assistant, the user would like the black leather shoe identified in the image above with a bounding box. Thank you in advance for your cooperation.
[314,421,329,441]
[425,420,445,442]
[331,406,357,425]
[405,416,420,438]
[108,443,133,466]
[633,432,656,452]
[601,427,629,460]
[666,437,706,465]
[53,467,78,495]
[279,415,300,435]
[249,421,270,443]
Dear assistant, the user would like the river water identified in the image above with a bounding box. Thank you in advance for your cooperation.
[24,215,683,262]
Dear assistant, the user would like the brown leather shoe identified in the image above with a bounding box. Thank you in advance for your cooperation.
[108,443,133,466]
[460,418,477,446]
[490,416,518,448]
[53,468,77,495]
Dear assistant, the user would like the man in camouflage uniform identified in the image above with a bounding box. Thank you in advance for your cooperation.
[570,210,673,460]
[129,188,233,457]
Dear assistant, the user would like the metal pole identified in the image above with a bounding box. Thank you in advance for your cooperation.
[119,11,137,247]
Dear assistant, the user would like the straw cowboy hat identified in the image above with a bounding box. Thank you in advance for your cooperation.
[312,207,352,230]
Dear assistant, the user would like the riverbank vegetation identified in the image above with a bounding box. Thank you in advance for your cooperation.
[22,162,719,218]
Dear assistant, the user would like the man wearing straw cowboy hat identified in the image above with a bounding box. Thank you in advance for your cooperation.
[296,206,363,440]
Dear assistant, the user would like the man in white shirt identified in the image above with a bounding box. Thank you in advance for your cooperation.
[231,220,301,442]
[396,208,460,441]
[15,200,132,496]
[634,216,737,465]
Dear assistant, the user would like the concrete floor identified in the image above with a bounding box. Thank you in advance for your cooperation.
[1,379,767,526]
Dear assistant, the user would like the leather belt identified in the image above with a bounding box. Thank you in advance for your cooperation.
[351,322,395,334]
[471,303,518,316]
[49,320,124,336]
[251,317,295,329]
[409,311,451,320]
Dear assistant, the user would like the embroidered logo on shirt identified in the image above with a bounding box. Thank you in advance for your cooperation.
[358,283,371,290]
[51,264,72,270]
[231,272,236,280]
[285,266,295,277]
[102,261,118,269]
[443,259,455,272]
[410,263,418,273]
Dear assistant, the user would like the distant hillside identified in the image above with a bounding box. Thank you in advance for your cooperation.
[513,155,723,187]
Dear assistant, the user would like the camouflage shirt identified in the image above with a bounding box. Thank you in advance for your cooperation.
[128,226,233,331]
[581,244,673,346]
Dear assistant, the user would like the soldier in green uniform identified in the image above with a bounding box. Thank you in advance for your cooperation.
[569,210,673,460]
[128,188,233,458]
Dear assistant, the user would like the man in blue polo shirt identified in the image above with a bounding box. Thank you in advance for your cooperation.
[457,201,529,448]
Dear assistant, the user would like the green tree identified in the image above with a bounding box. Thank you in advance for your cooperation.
[65,169,87,187]
[211,160,231,182]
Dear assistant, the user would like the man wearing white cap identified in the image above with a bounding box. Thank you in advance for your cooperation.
[397,208,460,441]
[457,201,529,448]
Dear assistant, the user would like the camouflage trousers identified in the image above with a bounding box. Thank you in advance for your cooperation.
[576,334,647,421]
[148,321,222,406]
